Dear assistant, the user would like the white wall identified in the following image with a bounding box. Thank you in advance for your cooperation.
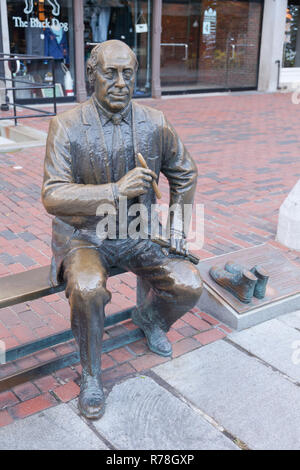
[258,0,288,92]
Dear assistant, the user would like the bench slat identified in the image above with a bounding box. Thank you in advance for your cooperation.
[0,266,64,309]
[0,265,127,309]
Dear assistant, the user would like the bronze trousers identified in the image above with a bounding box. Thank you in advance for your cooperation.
[63,238,202,376]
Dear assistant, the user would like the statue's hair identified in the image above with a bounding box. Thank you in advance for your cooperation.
[86,41,138,85]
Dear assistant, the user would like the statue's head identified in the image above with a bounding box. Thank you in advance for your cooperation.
[87,40,138,113]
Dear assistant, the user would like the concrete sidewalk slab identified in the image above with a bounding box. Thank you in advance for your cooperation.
[228,318,300,382]
[93,376,238,450]
[153,341,300,450]
[278,310,300,330]
[0,404,108,450]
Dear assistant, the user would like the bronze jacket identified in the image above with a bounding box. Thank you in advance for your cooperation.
[42,97,198,283]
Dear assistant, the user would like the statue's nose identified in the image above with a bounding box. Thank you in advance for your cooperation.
[115,72,126,88]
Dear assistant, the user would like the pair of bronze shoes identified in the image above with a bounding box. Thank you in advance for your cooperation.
[209,261,269,304]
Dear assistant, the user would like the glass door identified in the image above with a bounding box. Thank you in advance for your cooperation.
[161,0,263,93]
[161,0,202,91]
[199,0,263,90]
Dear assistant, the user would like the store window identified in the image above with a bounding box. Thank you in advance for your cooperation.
[6,0,75,101]
[161,0,263,93]
[83,0,151,97]
[283,1,300,68]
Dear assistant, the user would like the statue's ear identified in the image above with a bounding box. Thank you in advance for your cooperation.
[87,65,95,85]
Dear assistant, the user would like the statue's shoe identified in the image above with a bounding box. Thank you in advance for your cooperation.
[250,265,269,299]
[225,260,269,300]
[209,266,257,304]
[131,308,172,357]
[78,370,105,420]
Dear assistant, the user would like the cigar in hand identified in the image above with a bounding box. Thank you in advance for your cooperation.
[137,152,162,199]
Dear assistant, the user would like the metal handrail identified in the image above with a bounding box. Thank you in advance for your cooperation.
[161,43,189,61]
[275,60,282,90]
[0,53,57,125]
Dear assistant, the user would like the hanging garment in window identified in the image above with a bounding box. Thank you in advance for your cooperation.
[44,27,69,64]
[25,26,45,56]
[108,5,134,47]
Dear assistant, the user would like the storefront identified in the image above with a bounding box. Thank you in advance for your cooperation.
[0,0,265,103]
[161,0,264,93]
[5,0,76,101]
[281,0,300,87]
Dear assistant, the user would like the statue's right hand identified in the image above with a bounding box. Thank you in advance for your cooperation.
[116,167,157,199]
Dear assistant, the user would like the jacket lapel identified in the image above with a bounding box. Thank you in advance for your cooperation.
[81,98,111,184]
[132,102,157,209]
[132,101,147,166]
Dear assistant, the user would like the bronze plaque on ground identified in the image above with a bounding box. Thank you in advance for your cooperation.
[199,244,300,314]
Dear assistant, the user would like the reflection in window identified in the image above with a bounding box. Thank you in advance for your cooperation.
[161,0,263,93]
[283,4,300,68]
[6,0,75,100]
[83,0,152,98]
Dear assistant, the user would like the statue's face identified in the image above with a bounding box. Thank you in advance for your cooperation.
[94,46,136,113]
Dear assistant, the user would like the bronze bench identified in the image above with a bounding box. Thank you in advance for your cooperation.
[0,265,145,392]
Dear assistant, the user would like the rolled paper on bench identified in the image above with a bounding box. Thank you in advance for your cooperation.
[152,236,200,265]
[137,152,162,199]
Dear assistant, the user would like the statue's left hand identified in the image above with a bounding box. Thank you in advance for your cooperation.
[169,231,188,257]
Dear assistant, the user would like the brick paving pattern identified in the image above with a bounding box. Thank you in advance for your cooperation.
[0,91,300,426]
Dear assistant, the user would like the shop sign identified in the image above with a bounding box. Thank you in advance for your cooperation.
[24,0,60,16]
[203,8,217,36]
[13,0,67,31]
[12,16,69,32]
[202,7,217,52]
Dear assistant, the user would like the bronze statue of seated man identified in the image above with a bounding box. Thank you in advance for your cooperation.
[42,40,202,420]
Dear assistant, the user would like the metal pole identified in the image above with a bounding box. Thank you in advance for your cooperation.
[11,63,17,126]
[52,58,57,115]
[134,0,138,96]
[0,1,13,105]
[134,0,138,53]
[275,59,282,90]
[74,0,87,102]
[151,0,162,98]
[145,0,151,90]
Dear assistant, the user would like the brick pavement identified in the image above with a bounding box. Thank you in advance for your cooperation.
[0,91,300,427]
